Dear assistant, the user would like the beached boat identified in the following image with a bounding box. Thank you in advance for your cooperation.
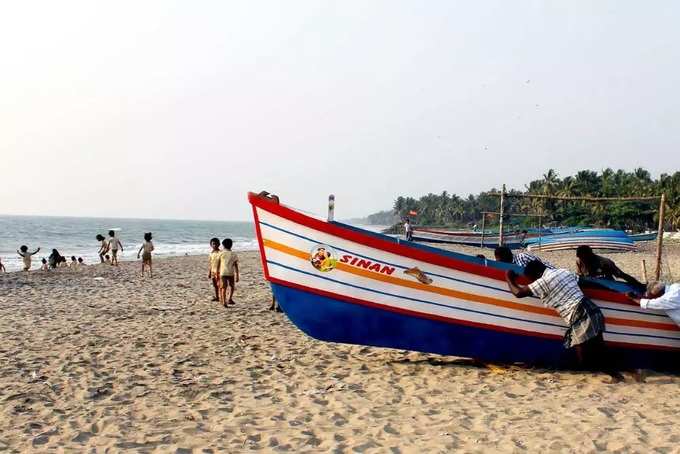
[525,229,637,253]
[411,227,527,249]
[249,192,680,370]
[629,232,658,242]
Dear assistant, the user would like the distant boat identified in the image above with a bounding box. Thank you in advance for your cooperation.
[526,229,637,252]
[411,227,528,249]
[249,192,680,370]
[629,232,658,242]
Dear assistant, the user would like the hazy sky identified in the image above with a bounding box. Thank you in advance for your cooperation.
[2,1,679,221]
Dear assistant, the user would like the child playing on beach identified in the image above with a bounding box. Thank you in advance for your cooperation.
[78,257,85,266]
[17,245,40,271]
[104,254,111,264]
[208,238,221,302]
[40,258,49,271]
[218,238,239,307]
[96,234,108,263]
[137,232,154,277]
[70,256,78,268]
[107,230,123,266]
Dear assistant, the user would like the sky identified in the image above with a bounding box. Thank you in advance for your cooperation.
[2,1,679,221]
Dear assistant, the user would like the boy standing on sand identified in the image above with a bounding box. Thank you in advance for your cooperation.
[137,232,154,277]
[17,245,40,271]
[107,230,123,266]
[208,238,221,302]
[218,238,239,307]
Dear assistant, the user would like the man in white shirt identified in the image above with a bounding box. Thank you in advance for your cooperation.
[404,218,413,241]
[626,282,680,327]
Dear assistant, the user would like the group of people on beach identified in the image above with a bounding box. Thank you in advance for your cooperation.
[4,230,155,277]
[13,246,87,272]
[493,244,679,382]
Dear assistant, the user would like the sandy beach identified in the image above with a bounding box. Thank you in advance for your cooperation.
[1,247,680,452]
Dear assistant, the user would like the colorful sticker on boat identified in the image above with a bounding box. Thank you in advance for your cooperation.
[310,245,337,272]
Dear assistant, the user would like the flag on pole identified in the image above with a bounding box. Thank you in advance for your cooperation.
[408,210,418,216]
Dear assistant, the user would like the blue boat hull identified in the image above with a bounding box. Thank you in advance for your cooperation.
[272,283,679,371]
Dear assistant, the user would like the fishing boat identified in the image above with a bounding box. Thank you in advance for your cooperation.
[249,192,680,370]
[629,232,658,242]
[526,229,637,253]
[411,227,527,249]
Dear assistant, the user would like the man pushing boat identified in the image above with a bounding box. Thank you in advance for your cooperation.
[505,260,624,382]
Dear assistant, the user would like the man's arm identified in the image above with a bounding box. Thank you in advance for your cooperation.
[31,247,40,255]
[137,245,143,258]
[628,291,678,311]
[611,263,644,288]
[506,270,533,298]
[234,261,240,282]
[17,250,24,257]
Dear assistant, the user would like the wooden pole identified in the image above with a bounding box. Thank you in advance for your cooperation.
[498,184,505,246]
[327,194,335,222]
[480,214,486,248]
[640,259,648,284]
[655,193,666,281]
[538,213,543,250]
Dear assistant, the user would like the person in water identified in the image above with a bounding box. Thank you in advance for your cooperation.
[505,260,623,382]
[218,238,239,307]
[107,230,123,266]
[208,238,221,302]
[137,232,154,277]
[17,245,41,271]
[96,234,108,263]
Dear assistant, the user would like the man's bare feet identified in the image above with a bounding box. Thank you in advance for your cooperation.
[228,300,235,306]
[211,297,219,302]
[605,372,625,384]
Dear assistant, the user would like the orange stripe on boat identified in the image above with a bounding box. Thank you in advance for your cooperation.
[263,238,680,333]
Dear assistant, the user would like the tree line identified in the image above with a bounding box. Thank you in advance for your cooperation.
[387,168,680,231]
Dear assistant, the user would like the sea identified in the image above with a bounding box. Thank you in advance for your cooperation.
[0,215,389,273]
[0,215,257,272]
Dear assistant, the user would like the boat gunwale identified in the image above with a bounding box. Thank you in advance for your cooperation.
[247,192,639,307]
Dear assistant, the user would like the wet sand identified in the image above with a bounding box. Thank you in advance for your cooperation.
[0,249,679,452]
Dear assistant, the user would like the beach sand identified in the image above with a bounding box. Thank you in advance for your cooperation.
[1,248,679,452]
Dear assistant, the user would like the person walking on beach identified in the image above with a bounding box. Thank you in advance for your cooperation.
[404,218,413,241]
[218,238,239,307]
[0,258,5,272]
[576,245,644,290]
[137,232,154,277]
[505,260,623,382]
[107,230,123,266]
[96,234,108,263]
[17,245,40,271]
[208,238,221,302]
